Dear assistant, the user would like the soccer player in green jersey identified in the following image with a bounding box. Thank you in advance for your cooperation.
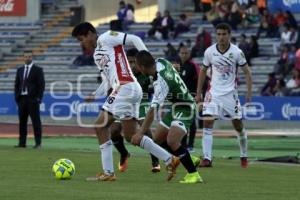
[110,48,160,173]
[131,50,203,184]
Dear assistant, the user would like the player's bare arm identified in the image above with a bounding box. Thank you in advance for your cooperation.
[196,67,208,103]
[241,65,252,102]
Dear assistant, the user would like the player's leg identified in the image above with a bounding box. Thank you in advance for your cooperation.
[167,124,202,184]
[200,93,218,167]
[139,119,160,172]
[122,119,179,181]
[160,106,203,183]
[110,121,130,172]
[86,110,116,181]
[232,119,248,168]
[200,118,214,167]
[187,117,197,152]
[225,90,248,168]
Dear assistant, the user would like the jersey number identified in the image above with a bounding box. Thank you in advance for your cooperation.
[174,73,188,94]
[107,97,115,104]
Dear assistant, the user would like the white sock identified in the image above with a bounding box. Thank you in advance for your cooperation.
[202,128,213,161]
[140,136,173,165]
[237,128,248,158]
[99,140,114,175]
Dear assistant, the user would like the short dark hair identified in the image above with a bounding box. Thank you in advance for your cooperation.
[216,23,231,34]
[72,22,97,37]
[24,50,32,54]
[136,50,155,68]
[126,48,139,57]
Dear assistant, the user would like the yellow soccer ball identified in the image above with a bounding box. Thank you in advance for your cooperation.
[52,158,75,180]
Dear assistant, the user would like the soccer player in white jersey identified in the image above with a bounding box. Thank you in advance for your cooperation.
[196,23,252,168]
[72,22,179,181]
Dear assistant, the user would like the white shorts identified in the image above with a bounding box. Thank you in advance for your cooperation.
[102,82,142,120]
[202,90,242,120]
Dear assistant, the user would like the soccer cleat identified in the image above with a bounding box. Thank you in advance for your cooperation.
[86,172,116,181]
[151,163,161,173]
[166,156,180,181]
[240,157,248,168]
[190,155,201,167]
[118,153,130,172]
[199,159,213,168]
[179,172,203,184]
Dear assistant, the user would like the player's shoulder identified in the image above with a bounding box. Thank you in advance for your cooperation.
[230,43,243,53]
[155,58,167,72]
[204,43,217,54]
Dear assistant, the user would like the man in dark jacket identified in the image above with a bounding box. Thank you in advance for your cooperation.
[14,51,45,148]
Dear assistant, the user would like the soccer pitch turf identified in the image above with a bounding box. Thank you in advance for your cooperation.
[0,137,300,200]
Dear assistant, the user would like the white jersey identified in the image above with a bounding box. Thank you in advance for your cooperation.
[203,43,247,96]
[94,31,137,90]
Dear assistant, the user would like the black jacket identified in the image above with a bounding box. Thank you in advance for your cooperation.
[14,64,45,103]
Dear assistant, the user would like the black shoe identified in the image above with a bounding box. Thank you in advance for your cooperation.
[33,145,41,149]
[14,144,26,148]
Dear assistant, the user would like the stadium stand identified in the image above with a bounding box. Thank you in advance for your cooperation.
[1,0,299,98]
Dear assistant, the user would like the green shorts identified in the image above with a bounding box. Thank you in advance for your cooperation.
[160,104,195,132]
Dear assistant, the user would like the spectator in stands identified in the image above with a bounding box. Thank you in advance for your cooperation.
[123,3,135,29]
[284,10,298,29]
[72,46,95,66]
[164,43,178,61]
[274,45,296,78]
[211,1,230,27]
[249,35,259,58]
[286,69,300,95]
[173,14,191,38]
[244,2,260,26]
[274,9,287,28]
[110,1,127,31]
[191,27,212,58]
[280,24,292,46]
[228,1,242,30]
[257,0,266,14]
[295,48,300,71]
[238,34,251,65]
[158,10,174,40]
[289,26,298,47]
[201,0,213,20]
[274,78,286,96]
[177,45,205,152]
[117,1,127,22]
[148,11,162,39]
[256,9,278,38]
[261,72,277,96]
[14,50,45,148]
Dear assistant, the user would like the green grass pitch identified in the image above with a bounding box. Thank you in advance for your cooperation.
[0,136,300,200]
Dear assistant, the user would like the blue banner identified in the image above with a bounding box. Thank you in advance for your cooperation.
[268,0,300,13]
[0,93,299,121]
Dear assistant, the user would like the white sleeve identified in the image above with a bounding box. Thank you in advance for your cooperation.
[101,31,126,47]
[92,73,110,97]
[151,77,169,108]
[124,33,148,51]
[237,49,247,66]
[202,49,211,68]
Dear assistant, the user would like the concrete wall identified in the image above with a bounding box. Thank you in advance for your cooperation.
[0,0,40,23]
[83,0,158,26]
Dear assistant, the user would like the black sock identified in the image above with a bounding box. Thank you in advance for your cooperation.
[111,134,128,157]
[150,154,159,165]
[160,141,173,153]
[173,145,196,173]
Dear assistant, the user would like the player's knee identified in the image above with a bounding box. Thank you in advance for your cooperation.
[203,119,214,128]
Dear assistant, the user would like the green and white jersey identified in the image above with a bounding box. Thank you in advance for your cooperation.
[151,58,195,108]
[134,71,150,102]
